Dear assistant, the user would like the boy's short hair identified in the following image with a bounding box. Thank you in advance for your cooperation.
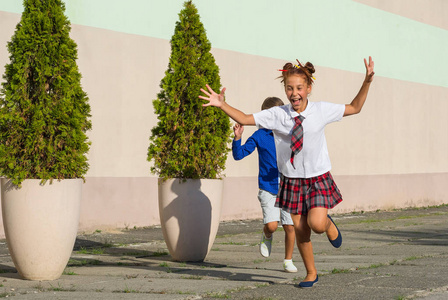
[262,97,284,110]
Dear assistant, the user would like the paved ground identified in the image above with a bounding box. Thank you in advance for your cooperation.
[0,205,447,299]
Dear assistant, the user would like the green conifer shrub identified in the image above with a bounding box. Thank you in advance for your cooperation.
[148,1,231,180]
[0,0,92,187]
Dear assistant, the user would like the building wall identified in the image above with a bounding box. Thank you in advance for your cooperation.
[0,0,447,236]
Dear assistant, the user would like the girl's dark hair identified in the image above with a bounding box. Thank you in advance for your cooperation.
[261,97,284,110]
[278,59,315,86]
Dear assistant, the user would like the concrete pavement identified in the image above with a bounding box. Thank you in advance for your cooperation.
[0,205,447,299]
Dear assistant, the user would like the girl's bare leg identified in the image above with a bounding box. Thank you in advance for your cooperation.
[282,224,295,260]
[307,207,338,240]
[291,214,317,281]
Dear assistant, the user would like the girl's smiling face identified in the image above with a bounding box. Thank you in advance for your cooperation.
[285,74,312,113]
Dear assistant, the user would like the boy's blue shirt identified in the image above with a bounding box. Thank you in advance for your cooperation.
[232,128,279,195]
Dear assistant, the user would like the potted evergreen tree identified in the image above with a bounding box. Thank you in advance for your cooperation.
[0,0,91,280]
[148,1,231,262]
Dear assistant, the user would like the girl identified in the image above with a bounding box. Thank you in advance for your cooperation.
[199,57,375,288]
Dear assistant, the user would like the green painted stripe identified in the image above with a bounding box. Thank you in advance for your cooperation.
[1,0,447,87]
[0,2,22,13]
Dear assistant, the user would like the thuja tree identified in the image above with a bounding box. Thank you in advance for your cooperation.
[0,0,92,186]
[148,1,231,180]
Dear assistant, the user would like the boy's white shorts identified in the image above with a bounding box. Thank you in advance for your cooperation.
[258,189,293,225]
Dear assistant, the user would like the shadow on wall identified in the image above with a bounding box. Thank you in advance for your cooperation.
[159,179,211,261]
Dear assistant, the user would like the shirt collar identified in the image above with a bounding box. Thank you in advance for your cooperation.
[287,101,312,118]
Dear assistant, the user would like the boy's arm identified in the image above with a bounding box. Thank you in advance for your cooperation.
[344,56,375,117]
[233,123,244,141]
[200,85,256,125]
[232,134,257,161]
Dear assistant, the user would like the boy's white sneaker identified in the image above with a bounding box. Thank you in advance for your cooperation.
[260,232,272,257]
[283,259,298,273]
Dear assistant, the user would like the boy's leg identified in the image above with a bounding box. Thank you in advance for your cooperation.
[264,221,278,238]
[260,222,277,257]
[258,190,280,257]
[282,224,297,273]
[280,210,297,272]
[280,210,295,260]
[291,213,317,281]
[282,224,295,259]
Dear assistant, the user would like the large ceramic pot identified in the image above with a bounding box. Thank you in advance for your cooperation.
[158,178,223,262]
[1,178,82,280]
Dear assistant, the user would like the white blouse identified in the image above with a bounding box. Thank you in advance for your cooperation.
[253,101,345,178]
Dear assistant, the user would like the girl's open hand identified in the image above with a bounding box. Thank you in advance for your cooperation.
[364,56,375,83]
[200,84,226,107]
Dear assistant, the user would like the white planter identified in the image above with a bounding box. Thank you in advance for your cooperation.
[158,178,223,262]
[1,178,82,280]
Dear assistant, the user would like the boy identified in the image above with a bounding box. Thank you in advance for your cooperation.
[232,97,297,272]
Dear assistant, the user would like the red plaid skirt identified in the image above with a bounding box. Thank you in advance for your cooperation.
[276,172,342,215]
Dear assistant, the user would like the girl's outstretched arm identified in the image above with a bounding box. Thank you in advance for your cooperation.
[344,56,375,117]
[200,84,255,125]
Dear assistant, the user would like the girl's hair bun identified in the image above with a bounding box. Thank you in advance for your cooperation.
[277,59,315,85]
[304,62,315,75]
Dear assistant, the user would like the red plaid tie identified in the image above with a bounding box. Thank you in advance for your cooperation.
[290,115,305,167]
